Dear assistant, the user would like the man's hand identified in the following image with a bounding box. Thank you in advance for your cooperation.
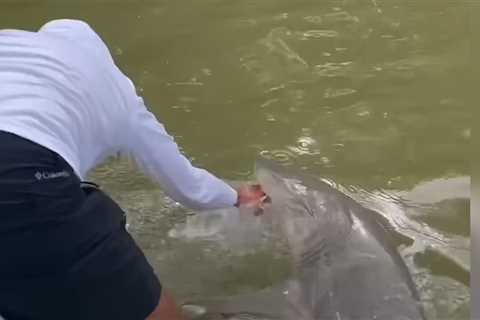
[235,184,269,214]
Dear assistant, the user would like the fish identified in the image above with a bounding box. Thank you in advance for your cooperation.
[182,159,425,320]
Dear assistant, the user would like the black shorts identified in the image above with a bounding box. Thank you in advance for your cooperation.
[0,131,161,320]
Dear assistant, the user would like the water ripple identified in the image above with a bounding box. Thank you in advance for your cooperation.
[261,28,309,67]
[304,16,323,24]
[300,29,339,39]
[286,135,321,157]
[324,88,357,98]
[314,61,354,77]
[323,11,360,23]
[259,149,298,166]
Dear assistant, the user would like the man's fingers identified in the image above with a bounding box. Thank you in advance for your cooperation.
[250,184,265,195]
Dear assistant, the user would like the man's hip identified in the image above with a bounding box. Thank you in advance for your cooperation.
[0,131,161,320]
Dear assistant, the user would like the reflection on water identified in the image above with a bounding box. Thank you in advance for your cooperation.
[1,0,470,318]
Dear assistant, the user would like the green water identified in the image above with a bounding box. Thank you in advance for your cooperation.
[0,0,472,319]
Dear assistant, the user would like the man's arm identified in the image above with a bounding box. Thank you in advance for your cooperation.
[39,19,264,210]
[126,100,238,210]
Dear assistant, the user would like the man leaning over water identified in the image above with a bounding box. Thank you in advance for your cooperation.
[0,19,267,320]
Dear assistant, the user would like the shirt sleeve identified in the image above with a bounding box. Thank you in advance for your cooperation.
[125,98,238,210]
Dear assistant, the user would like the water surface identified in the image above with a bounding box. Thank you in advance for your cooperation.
[0,1,472,319]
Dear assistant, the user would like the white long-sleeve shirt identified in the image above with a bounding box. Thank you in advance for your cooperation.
[0,19,237,210]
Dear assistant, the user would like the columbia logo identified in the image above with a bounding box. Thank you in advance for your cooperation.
[34,170,71,181]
